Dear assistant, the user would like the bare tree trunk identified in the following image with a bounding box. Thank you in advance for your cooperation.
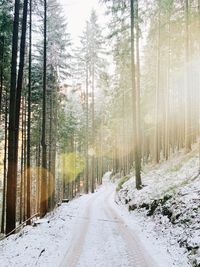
[0,35,4,118]
[130,0,142,189]
[6,0,20,235]
[1,89,8,233]
[154,6,161,164]
[15,0,29,227]
[91,64,95,193]
[20,98,25,224]
[51,88,58,207]
[40,0,47,217]
[37,141,41,213]
[165,15,171,160]
[185,0,191,152]
[135,0,142,177]
[26,0,32,224]
[85,40,89,194]
[23,97,27,222]
[48,82,55,211]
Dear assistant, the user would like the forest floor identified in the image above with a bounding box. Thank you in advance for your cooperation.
[0,173,180,267]
[0,149,199,267]
[116,146,200,267]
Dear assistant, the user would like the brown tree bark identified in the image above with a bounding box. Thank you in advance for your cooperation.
[6,0,20,235]
[0,35,4,118]
[185,0,191,152]
[1,89,8,233]
[130,0,142,189]
[40,0,48,217]
[26,0,32,225]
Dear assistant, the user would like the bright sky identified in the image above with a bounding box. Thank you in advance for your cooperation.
[59,0,106,45]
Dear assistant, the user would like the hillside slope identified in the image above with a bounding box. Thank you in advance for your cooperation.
[116,150,200,267]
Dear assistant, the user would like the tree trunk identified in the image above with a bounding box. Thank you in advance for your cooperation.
[91,64,95,193]
[0,35,4,118]
[185,0,191,152]
[20,98,25,224]
[130,0,142,189]
[135,0,142,179]
[154,5,161,164]
[1,89,8,233]
[40,0,47,217]
[23,97,27,222]
[85,38,89,194]
[165,15,171,160]
[26,0,32,225]
[6,0,20,235]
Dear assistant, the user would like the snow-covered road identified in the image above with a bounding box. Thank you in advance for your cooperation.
[60,174,159,267]
[0,172,178,267]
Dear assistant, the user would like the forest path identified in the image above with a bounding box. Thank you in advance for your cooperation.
[60,173,159,267]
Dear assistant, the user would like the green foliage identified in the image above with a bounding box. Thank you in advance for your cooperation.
[61,152,85,183]
[57,105,77,152]
[29,0,72,155]
[47,0,71,80]
[116,175,130,192]
[0,0,12,79]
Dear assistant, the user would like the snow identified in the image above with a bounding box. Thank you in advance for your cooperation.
[0,193,94,266]
[116,150,200,267]
[0,161,198,267]
[107,191,178,267]
[117,153,199,208]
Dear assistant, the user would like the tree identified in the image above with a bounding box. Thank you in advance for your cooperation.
[154,0,161,163]
[0,0,72,234]
[130,0,142,189]
[26,0,32,224]
[0,0,12,117]
[46,0,71,210]
[184,0,191,152]
[0,0,12,234]
[40,0,47,217]
[6,0,20,235]
[75,10,105,193]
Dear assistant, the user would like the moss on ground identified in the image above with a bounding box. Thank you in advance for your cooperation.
[116,175,130,192]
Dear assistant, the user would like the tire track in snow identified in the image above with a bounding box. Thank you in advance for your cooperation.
[60,182,159,267]
[59,197,93,267]
[103,186,159,267]
[60,190,108,267]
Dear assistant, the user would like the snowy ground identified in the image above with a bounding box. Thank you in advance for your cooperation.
[116,150,200,267]
[0,172,182,267]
